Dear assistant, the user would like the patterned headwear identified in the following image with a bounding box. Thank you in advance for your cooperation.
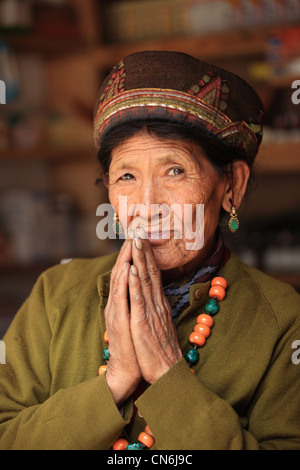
[94,51,264,165]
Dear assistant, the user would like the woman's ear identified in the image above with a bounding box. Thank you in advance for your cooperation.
[103,173,109,189]
[222,161,250,213]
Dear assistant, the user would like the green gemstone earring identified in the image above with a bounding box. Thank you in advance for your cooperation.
[113,212,124,235]
[229,206,239,233]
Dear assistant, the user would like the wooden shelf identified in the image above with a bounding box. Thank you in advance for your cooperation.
[0,0,93,55]
[0,26,288,65]
[89,24,300,69]
[1,9,299,66]
[90,28,269,68]
[0,145,97,163]
[0,32,86,55]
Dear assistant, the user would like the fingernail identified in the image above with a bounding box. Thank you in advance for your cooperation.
[128,230,135,239]
[135,237,142,249]
[122,262,128,271]
[136,226,146,239]
[130,265,138,275]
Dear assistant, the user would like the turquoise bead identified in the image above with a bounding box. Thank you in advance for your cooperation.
[185,348,199,364]
[127,442,144,450]
[102,347,110,361]
[205,298,219,316]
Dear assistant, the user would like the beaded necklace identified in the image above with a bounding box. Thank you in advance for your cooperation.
[98,275,228,450]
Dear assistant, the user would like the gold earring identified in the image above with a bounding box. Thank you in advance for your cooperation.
[229,206,239,232]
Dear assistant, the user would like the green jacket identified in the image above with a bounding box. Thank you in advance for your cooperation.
[0,250,300,450]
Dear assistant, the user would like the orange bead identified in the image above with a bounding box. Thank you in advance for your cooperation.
[98,365,107,375]
[190,368,196,374]
[104,330,109,343]
[209,285,226,301]
[138,431,155,448]
[211,276,228,290]
[144,425,154,437]
[113,438,129,450]
[197,313,214,328]
[194,323,211,338]
[189,331,206,347]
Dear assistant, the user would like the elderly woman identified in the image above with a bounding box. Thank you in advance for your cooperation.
[0,51,299,450]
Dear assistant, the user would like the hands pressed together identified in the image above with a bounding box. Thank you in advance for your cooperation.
[104,233,183,406]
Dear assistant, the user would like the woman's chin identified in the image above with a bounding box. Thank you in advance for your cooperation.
[152,240,206,282]
[151,241,190,272]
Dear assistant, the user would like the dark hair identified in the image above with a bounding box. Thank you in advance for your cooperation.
[96,119,249,180]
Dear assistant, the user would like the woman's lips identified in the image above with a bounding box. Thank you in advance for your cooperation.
[129,226,181,243]
[143,229,180,243]
[147,230,172,239]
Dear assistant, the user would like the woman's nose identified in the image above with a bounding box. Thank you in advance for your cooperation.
[134,180,155,208]
[131,181,164,223]
[131,182,172,228]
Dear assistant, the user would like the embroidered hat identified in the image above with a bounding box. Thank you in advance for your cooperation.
[94,51,264,165]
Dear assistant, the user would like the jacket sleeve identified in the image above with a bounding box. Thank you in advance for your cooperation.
[135,358,260,450]
[0,274,131,450]
[135,323,300,451]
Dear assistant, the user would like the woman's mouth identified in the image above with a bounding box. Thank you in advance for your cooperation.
[138,227,180,244]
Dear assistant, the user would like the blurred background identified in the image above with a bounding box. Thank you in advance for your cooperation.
[0,0,300,336]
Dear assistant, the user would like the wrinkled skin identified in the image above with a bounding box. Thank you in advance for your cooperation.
[103,130,250,405]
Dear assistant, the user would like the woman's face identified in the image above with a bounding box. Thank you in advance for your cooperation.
[107,131,229,278]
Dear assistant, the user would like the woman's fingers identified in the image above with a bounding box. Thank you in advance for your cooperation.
[105,233,181,393]
[129,263,182,384]
[129,236,182,384]
[104,243,142,405]
[110,238,132,286]
[110,261,131,320]
[128,264,147,324]
[131,236,162,298]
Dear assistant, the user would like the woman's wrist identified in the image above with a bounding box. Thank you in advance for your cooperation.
[105,370,140,407]
[146,350,183,384]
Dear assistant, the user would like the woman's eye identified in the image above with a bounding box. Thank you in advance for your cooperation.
[119,173,134,181]
[168,167,184,176]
